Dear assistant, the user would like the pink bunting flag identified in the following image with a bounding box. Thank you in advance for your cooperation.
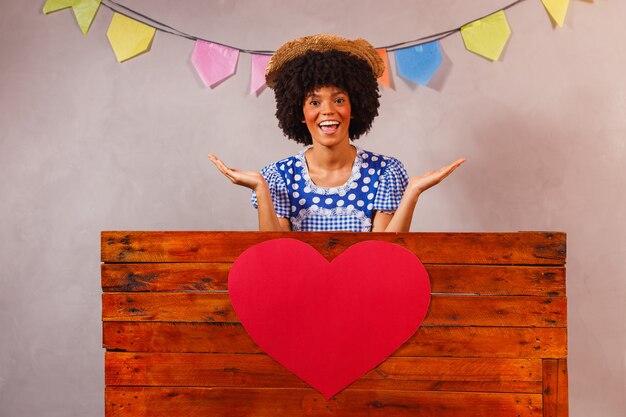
[191,40,239,88]
[250,54,272,95]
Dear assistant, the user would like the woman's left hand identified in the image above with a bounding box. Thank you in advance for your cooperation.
[408,158,465,195]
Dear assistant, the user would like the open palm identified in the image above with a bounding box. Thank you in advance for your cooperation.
[208,154,266,191]
[409,158,465,194]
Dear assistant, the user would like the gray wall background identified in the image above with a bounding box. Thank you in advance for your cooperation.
[1,1,624,416]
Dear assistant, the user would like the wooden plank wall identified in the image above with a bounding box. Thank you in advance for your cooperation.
[102,231,568,417]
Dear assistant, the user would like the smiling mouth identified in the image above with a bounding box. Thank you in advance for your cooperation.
[318,120,340,135]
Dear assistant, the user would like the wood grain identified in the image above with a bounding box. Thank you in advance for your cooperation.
[103,322,567,358]
[102,263,565,296]
[557,359,569,416]
[102,292,567,327]
[106,387,543,417]
[101,231,566,264]
[101,263,230,292]
[106,352,542,388]
[101,231,567,416]
[542,359,559,417]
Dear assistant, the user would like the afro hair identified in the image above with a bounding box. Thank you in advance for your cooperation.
[272,50,381,145]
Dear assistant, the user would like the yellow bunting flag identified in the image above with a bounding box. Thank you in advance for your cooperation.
[43,0,101,35]
[42,0,73,13]
[106,13,156,63]
[72,0,101,35]
[461,10,511,61]
[376,49,392,89]
[541,0,570,27]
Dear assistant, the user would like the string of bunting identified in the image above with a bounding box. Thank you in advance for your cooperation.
[43,0,577,95]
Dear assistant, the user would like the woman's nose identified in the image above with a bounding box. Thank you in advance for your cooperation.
[320,101,335,114]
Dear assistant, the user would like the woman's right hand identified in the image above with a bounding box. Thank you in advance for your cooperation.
[208,154,266,191]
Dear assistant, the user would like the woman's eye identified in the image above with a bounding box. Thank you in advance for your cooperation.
[336,97,346,104]
[309,100,319,106]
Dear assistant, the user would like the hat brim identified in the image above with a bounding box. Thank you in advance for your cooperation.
[265,34,385,88]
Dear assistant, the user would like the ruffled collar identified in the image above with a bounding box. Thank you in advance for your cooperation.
[296,145,363,196]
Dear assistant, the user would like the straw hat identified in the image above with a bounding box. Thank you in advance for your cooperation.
[265,34,385,88]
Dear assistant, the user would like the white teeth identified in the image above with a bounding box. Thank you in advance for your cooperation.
[319,121,339,126]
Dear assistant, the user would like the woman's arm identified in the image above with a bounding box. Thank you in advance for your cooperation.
[372,158,465,232]
[208,154,291,231]
[253,182,292,231]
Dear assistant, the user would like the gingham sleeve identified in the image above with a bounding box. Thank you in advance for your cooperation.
[250,163,291,218]
[373,157,409,213]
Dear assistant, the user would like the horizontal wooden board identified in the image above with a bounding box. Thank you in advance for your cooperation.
[102,293,567,327]
[106,352,541,388]
[102,263,566,296]
[103,322,567,359]
[101,231,566,265]
[428,265,565,296]
[106,387,543,417]
[101,263,230,292]
[102,293,237,322]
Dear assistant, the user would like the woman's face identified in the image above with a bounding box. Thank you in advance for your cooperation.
[302,86,352,148]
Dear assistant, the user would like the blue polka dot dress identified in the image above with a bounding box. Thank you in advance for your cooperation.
[251,146,409,232]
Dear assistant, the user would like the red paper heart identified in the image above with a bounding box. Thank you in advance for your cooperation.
[228,238,431,399]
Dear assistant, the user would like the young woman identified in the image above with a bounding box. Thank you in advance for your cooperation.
[209,34,464,232]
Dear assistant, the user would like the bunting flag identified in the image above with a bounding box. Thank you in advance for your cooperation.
[191,40,240,88]
[250,54,272,95]
[106,12,156,62]
[43,0,101,35]
[461,10,511,61]
[43,0,589,94]
[42,0,73,13]
[394,41,443,86]
[376,49,392,88]
[541,0,570,27]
